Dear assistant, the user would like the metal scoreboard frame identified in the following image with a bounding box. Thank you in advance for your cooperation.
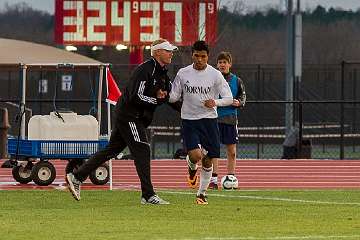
[55,0,217,46]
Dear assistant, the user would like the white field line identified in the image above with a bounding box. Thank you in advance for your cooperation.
[159,190,360,206]
[157,235,360,240]
[205,236,360,240]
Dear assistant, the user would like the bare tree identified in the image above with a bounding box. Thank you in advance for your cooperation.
[0,3,53,45]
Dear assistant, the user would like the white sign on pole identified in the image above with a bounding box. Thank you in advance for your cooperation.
[39,79,48,93]
[62,75,73,91]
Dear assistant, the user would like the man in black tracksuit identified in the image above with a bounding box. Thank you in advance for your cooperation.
[66,39,178,204]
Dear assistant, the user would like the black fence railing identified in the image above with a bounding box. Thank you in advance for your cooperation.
[147,100,360,160]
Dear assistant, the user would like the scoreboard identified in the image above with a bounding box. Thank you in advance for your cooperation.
[55,0,217,46]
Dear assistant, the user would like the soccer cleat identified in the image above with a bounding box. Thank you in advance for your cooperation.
[187,167,199,188]
[65,173,81,201]
[195,194,208,205]
[208,182,218,190]
[141,195,170,205]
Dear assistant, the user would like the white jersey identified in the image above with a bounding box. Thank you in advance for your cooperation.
[169,64,233,120]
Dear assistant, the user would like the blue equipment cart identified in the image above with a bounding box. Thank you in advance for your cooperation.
[7,138,109,186]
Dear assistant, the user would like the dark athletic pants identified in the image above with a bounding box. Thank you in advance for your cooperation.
[74,118,155,200]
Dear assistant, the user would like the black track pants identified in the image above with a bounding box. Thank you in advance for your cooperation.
[74,119,155,199]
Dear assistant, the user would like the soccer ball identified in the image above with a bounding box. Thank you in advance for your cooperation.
[221,175,238,190]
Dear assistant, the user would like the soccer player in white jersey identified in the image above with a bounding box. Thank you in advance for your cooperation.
[169,40,233,204]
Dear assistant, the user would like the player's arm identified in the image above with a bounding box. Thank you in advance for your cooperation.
[215,73,233,107]
[129,66,158,107]
[169,72,182,103]
[235,77,246,107]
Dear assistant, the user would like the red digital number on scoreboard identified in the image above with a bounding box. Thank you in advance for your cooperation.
[55,0,217,46]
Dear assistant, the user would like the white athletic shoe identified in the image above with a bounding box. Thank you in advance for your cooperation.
[141,195,170,205]
[65,173,81,201]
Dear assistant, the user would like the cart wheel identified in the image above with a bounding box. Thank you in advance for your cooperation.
[65,159,85,174]
[12,162,33,184]
[31,161,56,186]
[89,163,109,185]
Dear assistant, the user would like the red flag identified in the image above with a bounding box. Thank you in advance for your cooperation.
[106,67,122,105]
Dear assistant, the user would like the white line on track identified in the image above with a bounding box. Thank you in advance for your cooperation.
[159,190,360,206]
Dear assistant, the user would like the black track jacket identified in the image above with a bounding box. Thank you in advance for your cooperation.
[114,57,171,127]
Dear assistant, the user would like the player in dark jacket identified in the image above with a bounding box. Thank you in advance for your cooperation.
[66,39,177,204]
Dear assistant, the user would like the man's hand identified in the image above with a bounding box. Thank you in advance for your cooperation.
[156,89,168,99]
[204,99,216,108]
[231,99,241,107]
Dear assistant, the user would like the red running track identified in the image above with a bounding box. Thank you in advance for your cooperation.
[1,159,360,190]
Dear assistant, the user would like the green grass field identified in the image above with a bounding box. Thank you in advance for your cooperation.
[1,189,360,240]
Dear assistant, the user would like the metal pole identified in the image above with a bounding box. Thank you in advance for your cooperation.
[97,65,104,136]
[352,69,357,153]
[294,0,303,157]
[39,70,43,114]
[285,0,294,136]
[105,65,113,191]
[21,64,27,139]
[298,102,303,157]
[340,61,345,159]
[98,65,113,190]
[104,65,112,136]
[294,2,302,80]
[256,64,261,159]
